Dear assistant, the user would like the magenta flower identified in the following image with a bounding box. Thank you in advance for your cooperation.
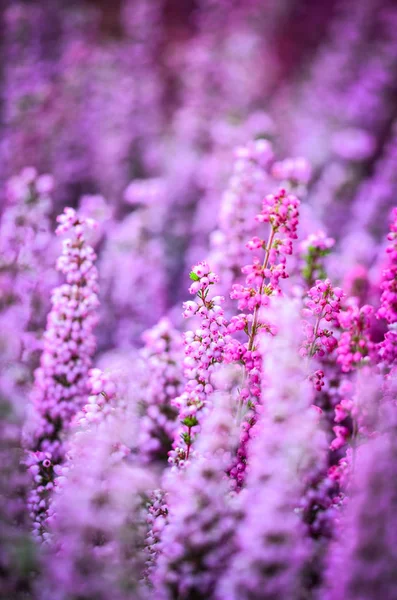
[169,263,229,467]
[301,279,343,359]
[337,304,374,373]
[217,301,327,600]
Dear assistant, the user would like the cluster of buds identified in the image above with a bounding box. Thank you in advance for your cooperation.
[301,279,344,358]
[309,369,325,392]
[145,489,168,581]
[337,304,374,373]
[256,188,300,240]
[330,380,355,452]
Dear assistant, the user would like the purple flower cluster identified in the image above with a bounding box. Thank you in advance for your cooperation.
[0,168,56,404]
[337,304,374,373]
[225,187,301,488]
[230,187,300,315]
[209,140,273,294]
[25,208,99,539]
[138,318,184,463]
[218,302,326,600]
[301,280,343,359]
[41,417,153,600]
[170,263,229,467]
[325,406,397,599]
[73,367,125,429]
[154,393,238,599]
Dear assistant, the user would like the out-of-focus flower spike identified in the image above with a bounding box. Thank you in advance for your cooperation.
[24,208,99,540]
[154,391,239,599]
[324,402,397,600]
[217,300,327,600]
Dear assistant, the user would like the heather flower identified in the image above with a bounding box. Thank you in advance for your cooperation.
[350,122,397,236]
[3,3,397,598]
[40,414,154,600]
[138,318,184,463]
[324,405,397,600]
[337,304,374,373]
[0,168,56,405]
[169,263,229,467]
[301,279,343,359]
[144,489,168,583]
[208,139,273,294]
[378,328,397,365]
[255,187,300,240]
[227,188,300,488]
[1,168,53,270]
[342,264,371,305]
[230,187,300,356]
[46,364,138,534]
[72,367,127,430]
[377,207,397,325]
[154,392,238,599]
[24,208,99,539]
[329,369,382,474]
[217,301,327,600]
[330,425,350,452]
[377,208,397,368]
[309,368,325,392]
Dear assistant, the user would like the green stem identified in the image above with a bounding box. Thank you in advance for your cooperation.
[235,228,276,425]
[185,426,192,460]
[308,310,324,359]
[247,227,276,351]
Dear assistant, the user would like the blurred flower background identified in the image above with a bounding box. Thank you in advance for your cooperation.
[2,1,397,599]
